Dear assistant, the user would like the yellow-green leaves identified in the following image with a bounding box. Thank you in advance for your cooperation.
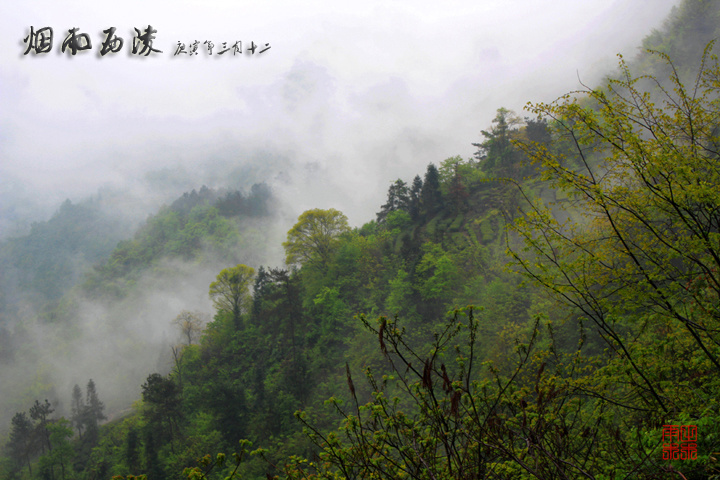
[208,264,255,322]
[283,208,350,268]
[511,42,720,411]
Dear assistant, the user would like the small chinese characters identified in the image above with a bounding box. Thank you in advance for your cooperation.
[22,26,270,58]
[662,425,697,461]
[173,40,270,56]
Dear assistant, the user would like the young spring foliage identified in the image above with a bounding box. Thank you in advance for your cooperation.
[208,264,255,325]
[510,42,720,408]
[283,208,351,268]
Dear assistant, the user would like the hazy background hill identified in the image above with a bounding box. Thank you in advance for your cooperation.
[5,0,720,478]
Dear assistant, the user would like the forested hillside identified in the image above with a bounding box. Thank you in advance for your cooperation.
[0,198,129,319]
[0,183,278,446]
[3,1,720,479]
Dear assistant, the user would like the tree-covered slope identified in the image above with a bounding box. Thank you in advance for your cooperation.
[0,198,128,320]
[4,1,720,479]
[0,182,279,458]
[81,183,274,302]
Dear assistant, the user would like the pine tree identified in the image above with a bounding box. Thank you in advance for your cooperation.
[142,373,183,447]
[409,175,423,221]
[448,166,469,213]
[7,412,35,475]
[70,384,85,438]
[83,379,106,445]
[472,108,520,174]
[143,430,165,480]
[376,179,410,224]
[252,265,271,318]
[421,164,443,216]
[124,428,140,473]
[29,399,53,454]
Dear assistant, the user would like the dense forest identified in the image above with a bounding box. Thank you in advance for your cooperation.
[3,1,720,479]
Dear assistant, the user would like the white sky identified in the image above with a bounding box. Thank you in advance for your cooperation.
[1,0,678,227]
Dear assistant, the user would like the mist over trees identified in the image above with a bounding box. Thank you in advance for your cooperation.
[5,382,104,479]
[0,182,280,447]
[3,1,720,479]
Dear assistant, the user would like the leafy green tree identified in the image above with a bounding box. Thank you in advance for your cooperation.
[208,264,255,326]
[511,43,720,408]
[415,242,460,310]
[40,419,74,480]
[283,208,350,268]
[384,209,412,231]
[438,155,464,186]
[170,311,210,390]
[384,267,416,318]
[312,286,351,339]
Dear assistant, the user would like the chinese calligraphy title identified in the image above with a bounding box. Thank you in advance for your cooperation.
[23,25,270,57]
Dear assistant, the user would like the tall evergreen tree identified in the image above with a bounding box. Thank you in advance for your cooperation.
[70,384,85,438]
[376,179,410,224]
[29,399,53,454]
[524,116,551,145]
[252,265,271,318]
[7,412,34,475]
[448,166,469,213]
[124,427,140,473]
[421,163,443,216]
[141,373,183,448]
[143,430,165,480]
[409,175,423,221]
[83,379,106,445]
[472,108,521,174]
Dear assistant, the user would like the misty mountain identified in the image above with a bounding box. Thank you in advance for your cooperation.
[3,0,720,479]
[80,182,274,302]
[0,183,275,321]
[0,182,281,440]
[0,198,130,321]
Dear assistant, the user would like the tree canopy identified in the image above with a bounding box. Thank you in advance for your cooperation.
[511,43,720,390]
[208,264,255,324]
[283,208,350,267]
